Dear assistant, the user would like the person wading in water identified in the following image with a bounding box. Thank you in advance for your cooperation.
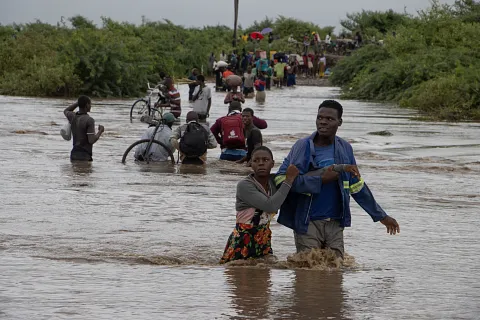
[64,95,104,161]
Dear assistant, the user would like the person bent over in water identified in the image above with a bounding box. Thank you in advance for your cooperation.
[211,102,268,161]
[64,95,104,161]
[170,111,217,165]
[220,146,300,263]
[134,113,176,162]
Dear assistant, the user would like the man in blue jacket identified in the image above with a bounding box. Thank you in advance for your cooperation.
[275,100,400,259]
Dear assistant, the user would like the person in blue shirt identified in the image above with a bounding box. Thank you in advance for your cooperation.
[275,100,400,259]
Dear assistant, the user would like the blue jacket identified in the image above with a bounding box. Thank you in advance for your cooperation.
[275,132,387,234]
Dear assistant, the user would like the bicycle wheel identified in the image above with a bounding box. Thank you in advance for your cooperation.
[130,99,151,121]
[121,139,175,164]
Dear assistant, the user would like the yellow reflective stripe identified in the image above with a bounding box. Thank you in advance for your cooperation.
[275,174,311,196]
[349,178,364,194]
[343,181,349,189]
[274,175,286,186]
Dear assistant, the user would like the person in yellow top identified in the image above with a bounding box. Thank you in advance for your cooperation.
[241,34,248,42]
[273,60,286,87]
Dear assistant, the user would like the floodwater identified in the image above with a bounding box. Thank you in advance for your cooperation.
[1,85,480,319]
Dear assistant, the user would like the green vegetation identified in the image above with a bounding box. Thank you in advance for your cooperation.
[331,0,480,120]
[0,15,332,98]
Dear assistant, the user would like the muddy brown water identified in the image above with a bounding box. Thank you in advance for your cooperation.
[1,86,480,319]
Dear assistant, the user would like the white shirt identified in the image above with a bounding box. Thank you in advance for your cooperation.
[219,53,227,62]
[326,34,331,44]
[243,73,255,88]
[320,57,327,66]
[134,126,173,161]
[192,85,212,115]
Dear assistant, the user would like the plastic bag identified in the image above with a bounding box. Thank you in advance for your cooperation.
[60,122,71,141]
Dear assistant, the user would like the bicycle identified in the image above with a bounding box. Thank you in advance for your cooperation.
[129,83,168,122]
[122,111,176,164]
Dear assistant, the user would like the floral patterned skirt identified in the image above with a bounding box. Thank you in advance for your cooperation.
[220,223,273,264]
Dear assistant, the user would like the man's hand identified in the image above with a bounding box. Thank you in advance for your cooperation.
[345,165,361,178]
[98,125,105,134]
[322,166,339,184]
[380,216,400,235]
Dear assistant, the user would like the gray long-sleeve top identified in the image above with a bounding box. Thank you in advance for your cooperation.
[304,164,347,176]
[236,174,292,213]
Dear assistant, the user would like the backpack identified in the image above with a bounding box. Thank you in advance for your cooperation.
[179,122,209,158]
[221,114,245,149]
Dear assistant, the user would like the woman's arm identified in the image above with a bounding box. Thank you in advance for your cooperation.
[237,179,291,213]
[304,164,347,176]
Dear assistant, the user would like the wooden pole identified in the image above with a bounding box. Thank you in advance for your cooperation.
[233,0,239,48]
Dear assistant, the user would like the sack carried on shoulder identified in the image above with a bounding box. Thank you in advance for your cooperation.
[221,115,245,149]
[179,122,208,158]
[60,122,72,141]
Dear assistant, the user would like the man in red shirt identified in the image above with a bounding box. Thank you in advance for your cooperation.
[210,101,267,161]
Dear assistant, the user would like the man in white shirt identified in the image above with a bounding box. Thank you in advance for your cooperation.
[191,75,212,123]
[219,50,227,62]
[325,32,331,45]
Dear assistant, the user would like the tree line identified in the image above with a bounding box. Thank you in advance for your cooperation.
[331,0,480,120]
[0,15,333,98]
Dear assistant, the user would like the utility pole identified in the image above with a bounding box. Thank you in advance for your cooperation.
[233,0,239,48]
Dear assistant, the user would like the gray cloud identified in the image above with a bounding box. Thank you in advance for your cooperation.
[1,0,455,31]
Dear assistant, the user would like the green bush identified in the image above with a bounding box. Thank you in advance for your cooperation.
[332,0,480,120]
[0,15,337,98]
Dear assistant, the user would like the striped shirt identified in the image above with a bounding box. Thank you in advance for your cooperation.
[167,86,181,118]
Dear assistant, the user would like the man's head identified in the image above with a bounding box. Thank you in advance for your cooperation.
[242,108,254,127]
[196,74,205,85]
[192,68,198,75]
[186,111,199,123]
[316,100,343,138]
[229,101,242,113]
[247,66,252,73]
[162,112,176,128]
[164,77,174,88]
[78,95,92,112]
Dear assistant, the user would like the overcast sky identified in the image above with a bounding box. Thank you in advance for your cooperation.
[1,0,454,31]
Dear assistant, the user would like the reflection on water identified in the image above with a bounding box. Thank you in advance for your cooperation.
[226,268,272,320]
[289,270,345,320]
[62,162,94,176]
[225,268,345,320]
[1,86,480,319]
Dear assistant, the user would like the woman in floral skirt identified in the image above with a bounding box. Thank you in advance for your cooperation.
[220,146,299,263]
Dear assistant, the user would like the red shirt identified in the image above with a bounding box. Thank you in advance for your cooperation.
[210,112,268,148]
[167,86,181,118]
[223,70,234,78]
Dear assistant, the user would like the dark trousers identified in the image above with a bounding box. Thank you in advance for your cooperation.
[188,84,196,101]
[70,147,92,161]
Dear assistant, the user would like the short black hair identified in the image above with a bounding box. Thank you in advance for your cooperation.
[252,146,273,159]
[229,101,242,112]
[242,108,254,116]
[78,95,91,108]
[196,74,205,82]
[318,100,343,118]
